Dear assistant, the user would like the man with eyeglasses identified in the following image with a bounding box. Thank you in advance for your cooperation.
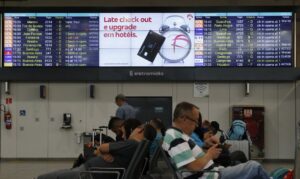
[162,101,270,179]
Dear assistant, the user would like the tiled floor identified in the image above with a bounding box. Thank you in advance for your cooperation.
[0,159,295,179]
[0,160,73,179]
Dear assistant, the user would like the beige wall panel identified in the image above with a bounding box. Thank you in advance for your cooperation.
[263,83,279,159]
[229,83,264,107]
[48,83,86,158]
[208,83,230,131]
[278,82,296,159]
[122,83,173,97]
[295,81,300,177]
[1,83,17,158]
[15,83,48,158]
[176,83,209,121]
[86,83,118,138]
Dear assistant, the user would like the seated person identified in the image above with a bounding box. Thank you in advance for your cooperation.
[122,118,142,140]
[162,101,270,179]
[108,116,125,141]
[191,113,218,148]
[191,112,205,147]
[86,116,124,151]
[73,118,142,168]
[210,121,223,138]
[149,117,166,156]
[191,121,248,167]
[202,120,211,129]
[37,124,156,179]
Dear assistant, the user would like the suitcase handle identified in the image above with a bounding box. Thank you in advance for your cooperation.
[99,126,108,129]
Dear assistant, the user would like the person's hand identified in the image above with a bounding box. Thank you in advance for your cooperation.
[93,148,101,156]
[206,144,222,159]
[224,143,232,150]
[101,154,114,163]
[205,136,219,147]
[210,136,220,144]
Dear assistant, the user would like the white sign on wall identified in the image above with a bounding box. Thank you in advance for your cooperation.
[194,82,209,97]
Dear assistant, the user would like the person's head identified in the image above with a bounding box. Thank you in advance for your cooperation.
[122,118,142,140]
[108,117,124,136]
[173,102,200,135]
[203,127,214,140]
[202,120,211,129]
[115,94,126,107]
[198,112,202,127]
[193,112,203,138]
[129,124,157,142]
[210,121,220,135]
[150,117,166,135]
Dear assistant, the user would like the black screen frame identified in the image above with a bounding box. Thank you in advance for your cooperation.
[0,6,298,81]
[126,96,173,127]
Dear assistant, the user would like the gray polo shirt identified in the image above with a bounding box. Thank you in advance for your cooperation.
[116,102,137,120]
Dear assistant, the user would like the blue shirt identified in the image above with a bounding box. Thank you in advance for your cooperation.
[116,102,137,120]
[149,132,163,156]
[190,132,204,147]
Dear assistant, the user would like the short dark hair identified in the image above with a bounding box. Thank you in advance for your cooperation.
[108,116,123,130]
[123,118,142,139]
[173,102,199,121]
[198,112,202,127]
[143,124,157,141]
[211,121,220,134]
[150,117,166,136]
[115,94,126,101]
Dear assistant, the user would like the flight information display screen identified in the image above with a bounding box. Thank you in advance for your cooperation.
[3,12,293,67]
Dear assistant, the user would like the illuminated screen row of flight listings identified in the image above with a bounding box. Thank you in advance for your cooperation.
[3,12,293,67]
[194,13,293,67]
[4,13,99,67]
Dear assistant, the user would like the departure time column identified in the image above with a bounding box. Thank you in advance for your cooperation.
[203,17,213,66]
[235,16,246,66]
[44,17,54,66]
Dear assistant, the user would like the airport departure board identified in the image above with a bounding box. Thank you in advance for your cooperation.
[3,12,293,67]
[4,13,99,67]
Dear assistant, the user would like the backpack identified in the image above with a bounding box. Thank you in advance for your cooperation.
[270,167,290,179]
[227,120,247,140]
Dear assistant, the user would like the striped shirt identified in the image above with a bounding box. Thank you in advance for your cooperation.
[162,127,220,179]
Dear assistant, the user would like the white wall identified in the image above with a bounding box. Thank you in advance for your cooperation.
[296,81,300,177]
[0,82,297,159]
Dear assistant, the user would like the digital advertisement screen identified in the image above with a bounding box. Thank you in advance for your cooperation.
[3,12,293,67]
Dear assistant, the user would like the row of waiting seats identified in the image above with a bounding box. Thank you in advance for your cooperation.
[79,139,223,179]
[79,140,151,179]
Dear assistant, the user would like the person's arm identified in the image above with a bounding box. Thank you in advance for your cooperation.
[109,140,134,154]
[99,143,110,153]
[93,143,115,163]
[204,135,219,148]
[185,144,222,171]
[94,143,110,156]
[95,140,131,155]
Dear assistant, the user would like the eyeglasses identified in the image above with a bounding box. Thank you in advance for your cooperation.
[182,115,199,127]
